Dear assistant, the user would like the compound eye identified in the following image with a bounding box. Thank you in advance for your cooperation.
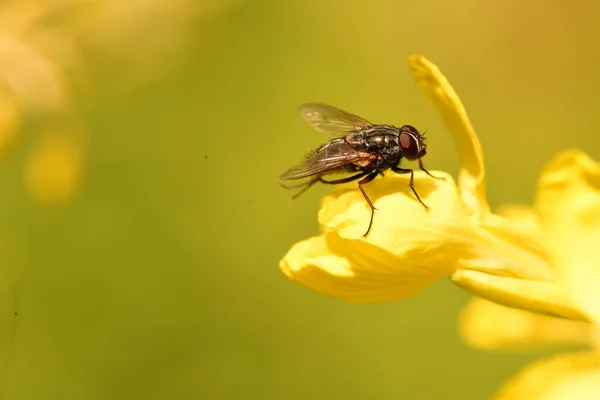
[400,125,418,133]
[399,131,420,159]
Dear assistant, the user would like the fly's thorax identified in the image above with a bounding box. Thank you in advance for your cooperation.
[346,126,399,152]
[342,126,402,170]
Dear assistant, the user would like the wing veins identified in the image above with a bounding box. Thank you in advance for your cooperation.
[280,140,374,180]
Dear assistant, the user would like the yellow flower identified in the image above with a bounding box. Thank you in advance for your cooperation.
[280,56,562,309]
[280,56,600,399]
[280,54,600,397]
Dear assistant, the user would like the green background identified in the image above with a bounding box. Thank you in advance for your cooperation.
[1,1,598,398]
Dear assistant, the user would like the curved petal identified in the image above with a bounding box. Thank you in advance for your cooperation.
[459,298,594,351]
[468,213,553,281]
[280,233,446,302]
[409,55,489,217]
[492,351,600,400]
[536,150,600,323]
[451,269,589,322]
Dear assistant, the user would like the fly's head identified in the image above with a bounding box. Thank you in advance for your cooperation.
[398,125,427,160]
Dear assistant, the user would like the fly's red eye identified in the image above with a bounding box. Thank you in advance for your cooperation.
[400,125,418,134]
[399,131,420,159]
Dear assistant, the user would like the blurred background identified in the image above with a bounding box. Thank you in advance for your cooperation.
[0,0,599,398]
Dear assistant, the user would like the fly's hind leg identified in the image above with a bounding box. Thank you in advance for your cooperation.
[391,167,428,210]
[319,171,369,185]
[280,176,322,200]
[281,170,370,200]
[282,170,371,200]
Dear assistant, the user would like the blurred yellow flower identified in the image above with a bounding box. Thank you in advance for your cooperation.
[0,84,21,158]
[0,0,232,203]
[25,121,85,204]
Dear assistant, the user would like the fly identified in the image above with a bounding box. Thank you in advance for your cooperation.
[280,103,441,237]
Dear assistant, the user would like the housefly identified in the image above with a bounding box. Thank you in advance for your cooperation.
[280,103,440,237]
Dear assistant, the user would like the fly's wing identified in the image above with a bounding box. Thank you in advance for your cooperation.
[299,103,372,135]
[280,140,374,180]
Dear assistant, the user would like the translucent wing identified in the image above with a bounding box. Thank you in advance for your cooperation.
[299,103,372,135]
[280,140,375,180]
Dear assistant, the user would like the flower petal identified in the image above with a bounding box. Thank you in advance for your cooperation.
[492,351,600,400]
[471,213,553,281]
[539,366,600,400]
[318,171,463,242]
[536,150,600,323]
[495,204,540,239]
[409,55,489,217]
[459,298,594,351]
[280,234,442,302]
[280,172,480,302]
[451,269,589,322]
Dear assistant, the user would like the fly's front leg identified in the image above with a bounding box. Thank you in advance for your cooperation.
[391,167,428,210]
[418,159,445,181]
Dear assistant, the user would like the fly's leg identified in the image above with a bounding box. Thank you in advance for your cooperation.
[391,167,429,210]
[283,170,380,237]
[418,159,445,180]
[281,171,369,200]
[280,176,321,200]
[319,171,370,185]
[357,171,380,237]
